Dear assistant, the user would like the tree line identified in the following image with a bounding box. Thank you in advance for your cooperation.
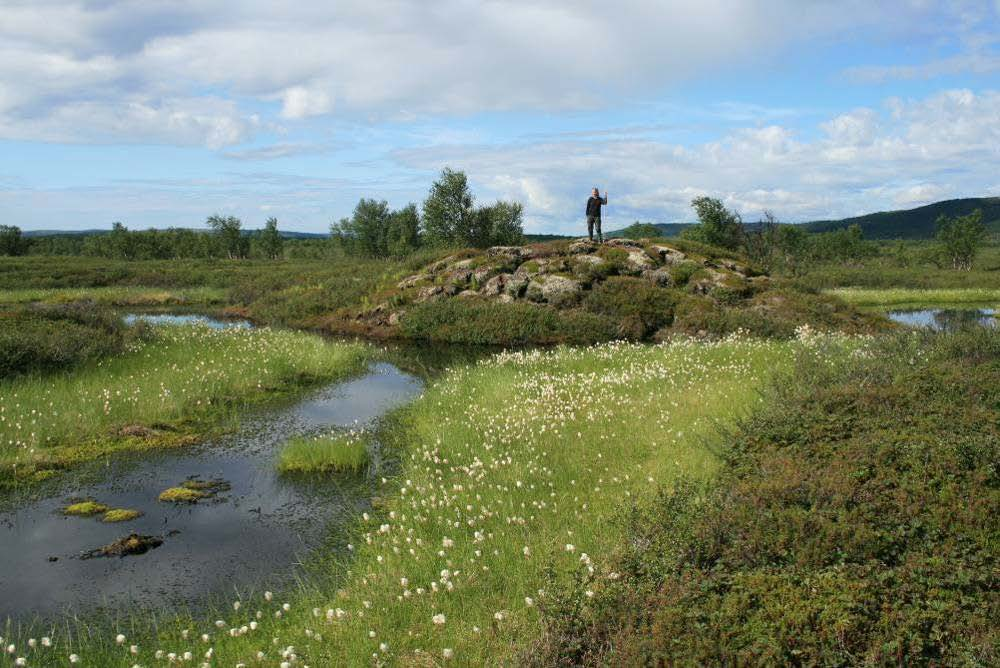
[330,167,524,257]
[1,174,990,271]
[665,196,989,273]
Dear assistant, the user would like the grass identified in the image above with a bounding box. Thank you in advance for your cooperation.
[795,243,1000,290]
[828,286,1000,308]
[535,328,1000,666]
[0,286,226,306]
[14,334,868,667]
[277,430,370,474]
[0,326,370,490]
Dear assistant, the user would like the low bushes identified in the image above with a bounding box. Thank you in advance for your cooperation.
[399,298,620,345]
[583,276,677,338]
[0,303,147,377]
[532,329,1000,666]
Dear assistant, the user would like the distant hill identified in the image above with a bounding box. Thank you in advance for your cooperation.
[605,223,694,238]
[803,197,1000,239]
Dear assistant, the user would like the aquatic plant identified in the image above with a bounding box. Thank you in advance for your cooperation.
[157,487,208,503]
[62,500,109,516]
[276,430,370,474]
[101,508,143,523]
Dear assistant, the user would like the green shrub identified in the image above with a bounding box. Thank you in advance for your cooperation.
[583,277,677,339]
[399,298,619,345]
[532,329,1000,666]
[669,261,705,286]
[0,303,146,377]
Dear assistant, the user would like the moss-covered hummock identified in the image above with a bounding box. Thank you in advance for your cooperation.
[157,487,208,503]
[62,500,110,516]
[158,477,230,503]
[101,508,143,523]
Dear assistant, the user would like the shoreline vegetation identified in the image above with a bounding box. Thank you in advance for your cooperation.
[827,286,1000,308]
[0,325,370,492]
[9,333,859,666]
[0,222,997,665]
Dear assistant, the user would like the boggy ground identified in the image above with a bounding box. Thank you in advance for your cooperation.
[0,325,370,493]
[5,333,870,666]
[530,328,999,666]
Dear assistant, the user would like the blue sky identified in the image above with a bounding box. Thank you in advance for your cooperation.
[1,1,998,234]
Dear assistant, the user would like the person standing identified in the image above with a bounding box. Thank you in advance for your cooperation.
[586,187,608,242]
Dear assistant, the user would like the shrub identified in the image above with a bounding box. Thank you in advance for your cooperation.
[399,298,619,345]
[0,303,146,377]
[533,329,1000,666]
[669,261,705,286]
[583,277,677,339]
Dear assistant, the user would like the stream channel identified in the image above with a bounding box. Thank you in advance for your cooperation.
[0,315,478,623]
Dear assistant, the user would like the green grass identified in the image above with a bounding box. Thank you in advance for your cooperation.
[16,335,867,667]
[828,286,1000,307]
[538,328,1000,666]
[0,326,370,488]
[277,430,370,474]
[0,286,226,306]
[796,243,1000,290]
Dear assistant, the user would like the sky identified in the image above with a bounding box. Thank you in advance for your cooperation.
[1,1,999,235]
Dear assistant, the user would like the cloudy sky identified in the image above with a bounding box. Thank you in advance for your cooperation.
[1,1,999,234]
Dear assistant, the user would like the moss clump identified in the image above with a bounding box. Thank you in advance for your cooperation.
[63,500,110,516]
[101,508,143,523]
[158,486,208,503]
[180,478,230,493]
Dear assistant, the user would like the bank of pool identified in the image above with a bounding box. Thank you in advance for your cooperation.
[15,333,867,666]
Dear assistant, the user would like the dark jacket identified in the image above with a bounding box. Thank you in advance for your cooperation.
[586,195,608,218]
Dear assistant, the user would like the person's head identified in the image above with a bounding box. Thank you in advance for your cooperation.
[592,187,599,197]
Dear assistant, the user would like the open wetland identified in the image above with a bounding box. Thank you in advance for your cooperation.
[0,361,422,622]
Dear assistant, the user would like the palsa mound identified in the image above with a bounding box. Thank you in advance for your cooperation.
[340,238,887,345]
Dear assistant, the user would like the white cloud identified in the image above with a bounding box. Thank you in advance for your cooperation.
[0,0,976,146]
[394,88,1000,231]
[278,86,334,120]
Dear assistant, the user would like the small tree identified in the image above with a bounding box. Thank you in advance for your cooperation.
[206,214,247,259]
[936,209,986,271]
[423,167,474,246]
[478,200,525,247]
[0,225,25,256]
[386,204,422,257]
[681,196,744,250]
[259,217,284,259]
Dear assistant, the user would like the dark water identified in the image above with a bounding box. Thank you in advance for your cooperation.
[123,313,253,329]
[887,307,997,331]
[0,362,422,622]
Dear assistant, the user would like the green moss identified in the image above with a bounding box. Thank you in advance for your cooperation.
[158,486,208,503]
[63,500,110,516]
[101,508,143,523]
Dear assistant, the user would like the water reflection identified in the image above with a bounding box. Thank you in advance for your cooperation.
[888,308,997,332]
[123,313,253,329]
[0,363,421,622]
